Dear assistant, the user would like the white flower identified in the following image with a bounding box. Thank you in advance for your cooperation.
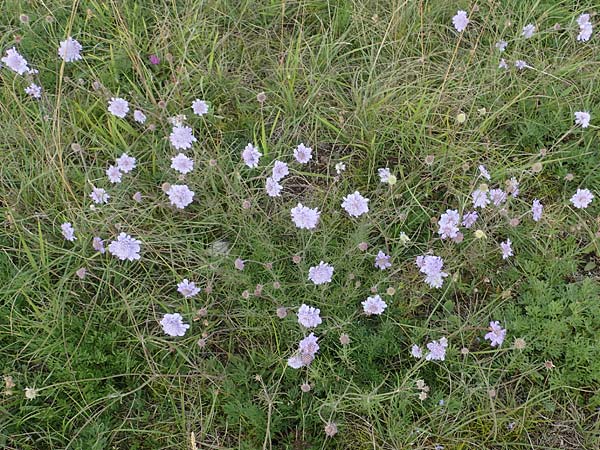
[241,143,262,168]
[106,165,122,183]
[498,58,508,69]
[495,40,508,52]
[266,177,283,197]
[160,313,189,337]
[341,191,369,217]
[506,177,520,197]
[478,164,491,180]
[293,143,312,164]
[522,24,536,38]
[108,233,141,261]
[2,47,30,74]
[116,153,136,173]
[515,60,528,70]
[297,304,322,328]
[287,355,305,369]
[500,238,513,259]
[378,168,391,183]
[570,188,594,209]
[290,203,320,229]
[271,160,289,181]
[411,345,423,358]
[107,97,129,118]
[374,250,392,270]
[452,10,469,32]
[166,184,195,209]
[574,111,591,128]
[308,261,334,285]
[61,222,76,241]
[169,125,197,150]
[425,337,448,361]
[192,99,209,116]
[335,162,346,174]
[177,279,201,298]
[89,187,109,204]
[171,153,194,174]
[532,199,543,222]
[58,37,82,62]
[484,321,507,347]
[92,236,105,254]
[578,22,593,42]
[577,14,591,27]
[24,83,42,98]
[133,110,147,123]
[362,294,387,315]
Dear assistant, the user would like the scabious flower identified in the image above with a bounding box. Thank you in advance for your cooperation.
[570,188,594,209]
[234,258,245,270]
[500,238,513,259]
[489,188,507,206]
[308,261,334,285]
[506,177,519,197]
[24,83,42,98]
[116,153,136,173]
[108,233,141,261]
[1,47,30,74]
[160,313,189,337]
[498,59,508,69]
[425,337,448,361]
[149,54,160,65]
[241,143,262,168]
[177,279,200,298]
[90,187,109,204]
[495,40,508,52]
[342,191,369,217]
[92,236,105,254]
[335,162,346,175]
[166,184,195,209]
[192,99,209,116]
[61,222,76,241]
[577,13,591,27]
[170,125,197,150]
[478,165,491,180]
[437,209,460,239]
[461,211,478,228]
[452,10,469,32]
[133,110,146,123]
[362,294,387,315]
[577,14,593,42]
[522,24,536,38]
[532,199,543,221]
[416,255,448,288]
[58,37,82,62]
[374,250,392,270]
[574,111,591,128]
[171,153,194,174]
[472,189,490,209]
[484,321,507,347]
[515,60,528,70]
[411,344,423,358]
[106,165,122,183]
[265,176,283,197]
[297,304,322,328]
[293,143,312,164]
[291,203,320,229]
[107,97,129,118]
[272,160,289,181]
[288,332,320,369]
[378,168,392,183]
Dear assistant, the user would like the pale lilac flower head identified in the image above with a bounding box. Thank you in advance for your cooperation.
[425,337,448,361]
[495,40,508,52]
[522,24,536,38]
[416,255,448,289]
[293,143,313,164]
[362,294,387,315]
[90,187,109,204]
[58,37,83,62]
[478,165,491,180]
[472,189,490,209]
[133,110,147,124]
[308,261,334,285]
[266,177,283,197]
[166,184,195,209]
[452,10,469,32]
[291,203,320,229]
[298,332,320,356]
[374,250,392,270]
[574,111,591,128]
[411,344,423,358]
[107,97,129,118]
[61,222,76,242]
[506,177,519,197]
[116,153,136,173]
[515,60,528,70]
[461,211,478,228]
[498,59,508,69]
[108,233,141,261]
[25,83,42,99]
[106,165,122,183]
[92,236,105,254]
[500,238,513,259]
[484,321,507,347]
[171,153,194,174]
[177,279,200,298]
[234,258,245,270]
[489,188,507,206]
[297,304,322,328]
[532,199,543,221]
[160,313,189,337]
[578,22,593,42]
[1,47,30,74]
[570,188,594,209]
[342,191,369,217]
[192,99,209,116]
[577,14,591,28]
[437,209,460,239]
[170,125,197,150]
[378,168,391,183]
[272,160,289,181]
[242,143,262,168]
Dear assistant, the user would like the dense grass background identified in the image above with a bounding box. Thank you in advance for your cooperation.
[1,0,599,448]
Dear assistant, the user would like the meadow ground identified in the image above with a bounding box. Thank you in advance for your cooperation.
[1,1,600,449]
